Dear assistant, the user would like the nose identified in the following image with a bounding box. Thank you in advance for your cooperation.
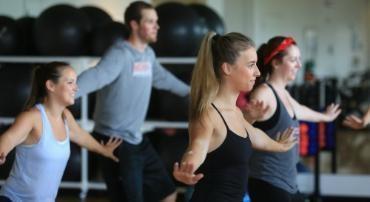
[296,59,302,69]
[255,66,261,77]
[73,84,79,92]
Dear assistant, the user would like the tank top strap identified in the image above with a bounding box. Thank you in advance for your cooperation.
[266,82,297,120]
[211,103,230,130]
[63,118,70,139]
[265,82,279,98]
[35,103,46,118]
[35,103,49,142]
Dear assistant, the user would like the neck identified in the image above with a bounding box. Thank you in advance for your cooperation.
[268,73,288,90]
[42,99,65,120]
[213,82,239,110]
[128,34,147,52]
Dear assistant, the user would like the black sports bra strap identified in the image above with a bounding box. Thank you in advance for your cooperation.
[266,82,278,97]
[211,103,230,130]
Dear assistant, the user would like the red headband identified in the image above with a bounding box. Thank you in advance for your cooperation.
[263,37,296,65]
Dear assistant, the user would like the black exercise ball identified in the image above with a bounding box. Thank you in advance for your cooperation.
[62,143,81,181]
[189,4,225,35]
[80,6,113,32]
[0,64,32,117]
[15,17,37,55]
[35,4,89,55]
[91,21,129,56]
[153,2,207,56]
[148,64,191,121]
[0,16,19,55]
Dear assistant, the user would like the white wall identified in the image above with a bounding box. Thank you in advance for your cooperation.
[221,0,370,81]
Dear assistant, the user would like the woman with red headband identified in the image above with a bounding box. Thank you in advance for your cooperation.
[247,36,341,202]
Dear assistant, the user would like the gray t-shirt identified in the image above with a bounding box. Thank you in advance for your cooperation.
[76,39,189,144]
[249,83,300,193]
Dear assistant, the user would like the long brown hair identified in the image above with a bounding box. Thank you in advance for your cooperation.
[24,61,70,110]
[189,32,255,122]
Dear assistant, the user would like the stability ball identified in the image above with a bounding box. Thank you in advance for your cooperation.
[0,16,19,55]
[34,4,89,55]
[80,6,112,31]
[0,64,32,117]
[153,2,207,56]
[15,17,37,55]
[91,21,129,56]
[189,4,225,35]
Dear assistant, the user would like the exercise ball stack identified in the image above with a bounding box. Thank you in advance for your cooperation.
[0,16,19,55]
[189,4,225,35]
[90,21,129,56]
[34,4,89,55]
[15,17,37,55]
[0,64,32,117]
[80,6,113,31]
[80,6,129,56]
[153,2,207,56]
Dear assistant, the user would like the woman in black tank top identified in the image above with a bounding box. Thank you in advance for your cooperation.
[172,32,297,202]
[246,36,341,202]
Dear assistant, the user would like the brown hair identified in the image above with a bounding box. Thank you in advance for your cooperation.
[124,1,154,32]
[24,61,70,110]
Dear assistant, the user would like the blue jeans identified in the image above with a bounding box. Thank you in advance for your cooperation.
[0,196,11,202]
[94,132,176,202]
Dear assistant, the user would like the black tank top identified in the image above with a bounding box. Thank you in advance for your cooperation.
[190,103,253,202]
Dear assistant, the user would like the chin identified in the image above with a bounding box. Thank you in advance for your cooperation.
[66,100,75,106]
[243,86,253,92]
[147,35,157,42]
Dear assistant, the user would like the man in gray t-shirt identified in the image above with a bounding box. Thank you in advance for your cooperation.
[76,2,189,202]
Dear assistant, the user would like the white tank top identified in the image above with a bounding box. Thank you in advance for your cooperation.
[0,104,70,202]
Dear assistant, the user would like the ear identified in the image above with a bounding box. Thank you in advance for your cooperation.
[130,20,139,31]
[220,62,232,75]
[271,58,281,69]
[45,80,56,93]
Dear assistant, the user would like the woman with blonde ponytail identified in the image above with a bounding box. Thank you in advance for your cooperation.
[173,32,297,202]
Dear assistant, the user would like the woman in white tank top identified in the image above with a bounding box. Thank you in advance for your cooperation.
[0,61,122,202]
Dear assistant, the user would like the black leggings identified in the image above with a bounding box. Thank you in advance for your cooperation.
[248,178,306,202]
[0,196,11,202]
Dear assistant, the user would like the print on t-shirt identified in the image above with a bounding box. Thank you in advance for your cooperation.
[132,62,151,77]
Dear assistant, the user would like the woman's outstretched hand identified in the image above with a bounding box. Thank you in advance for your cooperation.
[101,137,123,162]
[343,115,366,130]
[324,103,341,122]
[276,127,298,152]
[243,100,270,123]
[173,161,204,185]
